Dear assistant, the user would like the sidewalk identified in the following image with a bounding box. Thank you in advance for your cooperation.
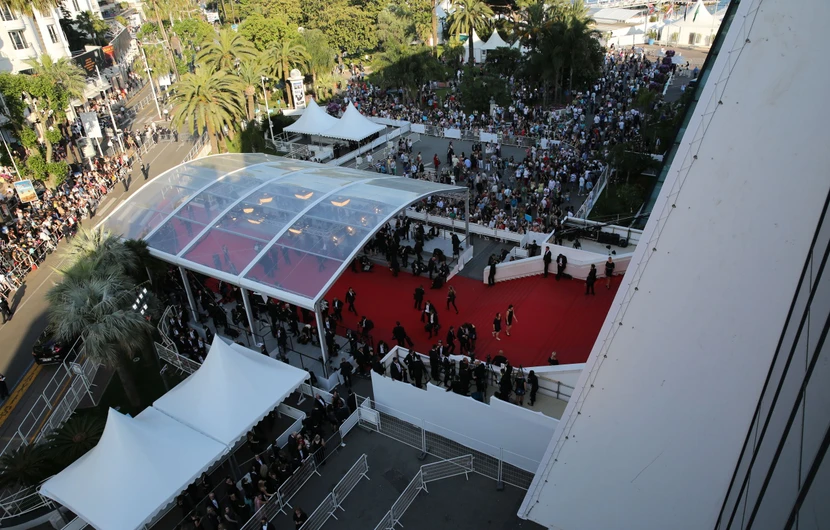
[0,135,200,453]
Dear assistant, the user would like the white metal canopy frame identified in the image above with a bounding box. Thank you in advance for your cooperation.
[100,153,468,311]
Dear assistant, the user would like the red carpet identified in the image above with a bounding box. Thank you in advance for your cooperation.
[324,267,619,367]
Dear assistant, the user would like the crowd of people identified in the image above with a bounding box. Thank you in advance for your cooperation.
[333,48,676,237]
[0,154,135,304]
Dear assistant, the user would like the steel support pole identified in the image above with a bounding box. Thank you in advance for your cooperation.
[241,288,257,345]
[179,267,198,321]
[315,304,330,379]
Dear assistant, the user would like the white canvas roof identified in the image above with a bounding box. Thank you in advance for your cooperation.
[318,102,385,142]
[153,336,307,446]
[40,408,227,530]
[481,31,510,51]
[284,98,339,136]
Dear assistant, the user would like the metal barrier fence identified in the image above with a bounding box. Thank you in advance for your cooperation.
[575,165,611,219]
[182,132,210,163]
[299,454,370,530]
[374,455,473,529]
[356,397,536,491]
[0,343,99,520]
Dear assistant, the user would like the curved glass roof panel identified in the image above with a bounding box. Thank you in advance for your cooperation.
[101,154,466,307]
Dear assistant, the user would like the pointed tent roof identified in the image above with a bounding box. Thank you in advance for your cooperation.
[462,29,485,50]
[153,336,308,446]
[284,98,340,135]
[40,408,227,530]
[688,0,715,24]
[318,102,385,142]
[481,31,510,51]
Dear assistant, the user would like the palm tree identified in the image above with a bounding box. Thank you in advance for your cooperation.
[47,229,154,408]
[25,54,86,101]
[0,444,53,488]
[170,67,245,153]
[47,274,152,409]
[299,30,334,98]
[198,29,258,73]
[264,38,308,109]
[448,0,493,65]
[75,11,109,46]
[46,412,105,469]
[563,3,598,96]
[236,59,265,121]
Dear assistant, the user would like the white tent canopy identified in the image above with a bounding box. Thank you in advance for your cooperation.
[284,98,339,136]
[40,408,227,530]
[462,29,486,62]
[481,31,510,51]
[319,103,385,142]
[153,336,308,446]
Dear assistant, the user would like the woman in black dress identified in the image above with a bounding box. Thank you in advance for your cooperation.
[492,312,502,341]
[505,304,518,336]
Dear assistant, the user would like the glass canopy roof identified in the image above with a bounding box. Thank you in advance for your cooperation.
[102,154,467,308]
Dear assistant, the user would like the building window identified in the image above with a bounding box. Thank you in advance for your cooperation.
[47,24,58,44]
[0,4,15,21]
[8,30,27,51]
[71,0,80,11]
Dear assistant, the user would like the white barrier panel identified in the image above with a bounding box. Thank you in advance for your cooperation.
[480,132,498,143]
[444,128,462,139]
[485,247,634,283]
[411,123,426,134]
[371,371,557,472]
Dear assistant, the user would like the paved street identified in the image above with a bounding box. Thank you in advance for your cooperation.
[0,92,199,445]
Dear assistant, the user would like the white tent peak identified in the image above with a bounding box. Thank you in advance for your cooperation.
[317,102,385,142]
[284,97,339,135]
[152,336,308,447]
[481,31,510,51]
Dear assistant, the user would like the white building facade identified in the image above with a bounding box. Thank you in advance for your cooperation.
[0,0,101,73]
[519,0,830,529]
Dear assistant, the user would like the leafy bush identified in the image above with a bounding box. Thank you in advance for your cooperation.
[25,152,48,180]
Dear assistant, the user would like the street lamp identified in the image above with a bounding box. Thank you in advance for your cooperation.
[261,76,275,146]
[137,40,163,120]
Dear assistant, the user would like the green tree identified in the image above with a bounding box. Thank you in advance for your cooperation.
[300,29,335,97]
[562,1,599,96]
[75,11,109,45]
[305,1,377,54]
[0,444,53,488]
[237,58,267,121]
[448,0,494,64]
[458,66,509,113]
[238,14,298,51]
[46,412,105,469]
[264,38,309,109]
[172,18,213,64]
[47,230,154,409]
[373,46,446,101]
[170,67,245,152]
[25,53,86,101]
[238,0,301,23]
[198,28,258,72]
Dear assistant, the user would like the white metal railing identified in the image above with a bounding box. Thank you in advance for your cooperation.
[298,453,370,529]
[575,166,611,219]
[182,131,210,163]
[356,397,537,490]
[374,455,473,529]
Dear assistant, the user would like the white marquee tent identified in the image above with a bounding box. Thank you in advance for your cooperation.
[153,336,308,446]
[40,408,227,530]
[481,31,510,52]
[462,29,485,63]
[283,98,339,136]
[319,103,385,142]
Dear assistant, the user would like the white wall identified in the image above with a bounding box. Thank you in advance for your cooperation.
[485,245,633,283]
[520,1,830,529]
[371,370,557,472]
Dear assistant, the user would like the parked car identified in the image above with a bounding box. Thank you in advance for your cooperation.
[32,331,72,365]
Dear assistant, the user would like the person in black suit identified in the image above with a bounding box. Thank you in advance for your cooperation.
[605,257,615,289]
[586,264,597,295]
[446,326,456,355]
[543,248,552,277]
[390,357,405,381]
[293,508,309,529]
[556,253,568,280]
[413,285,425,309]
[259,517,275,530]
[345,287,358,314]
[339,357,353,388]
